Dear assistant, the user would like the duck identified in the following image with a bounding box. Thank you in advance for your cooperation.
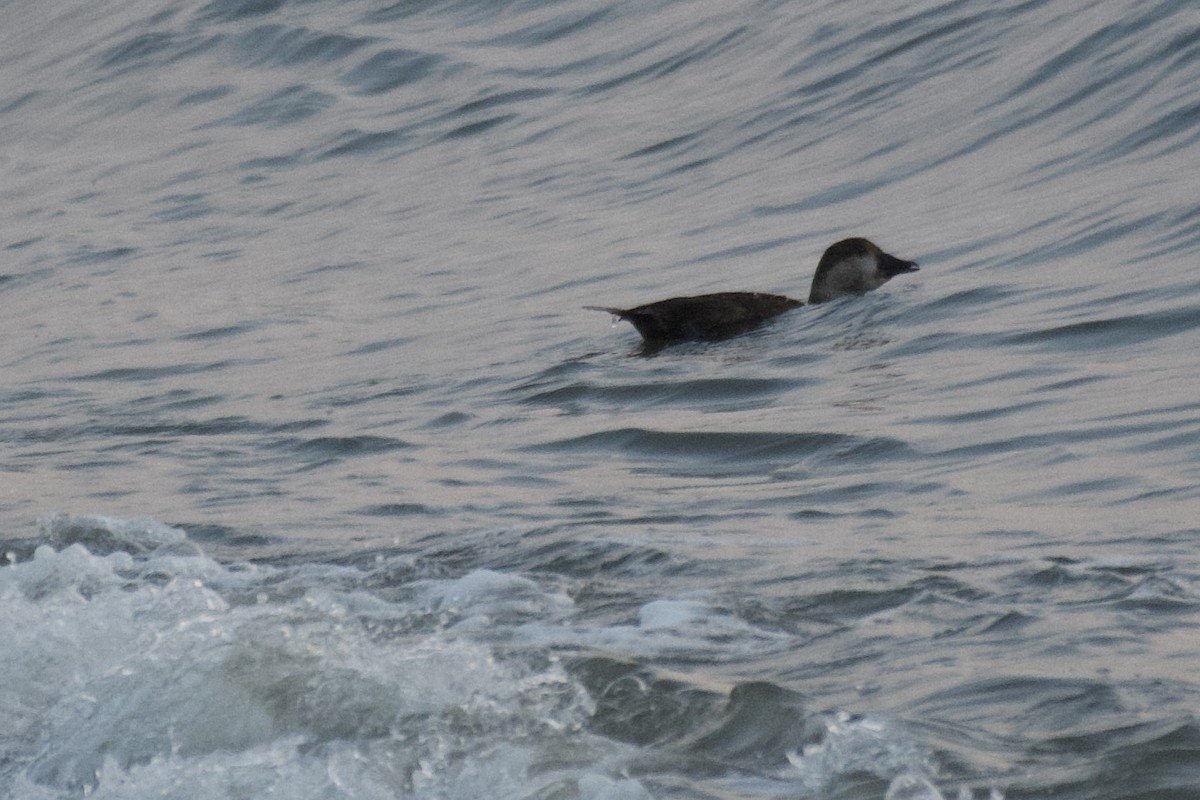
[587,237,918,343]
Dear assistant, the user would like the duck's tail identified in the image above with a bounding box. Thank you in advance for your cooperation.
[583,305,629,318]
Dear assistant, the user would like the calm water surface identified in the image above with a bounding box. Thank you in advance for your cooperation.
[2,0,1200,797]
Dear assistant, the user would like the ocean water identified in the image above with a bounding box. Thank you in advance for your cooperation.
[3,0,1200,797]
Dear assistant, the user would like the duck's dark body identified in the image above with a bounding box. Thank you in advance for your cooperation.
[588,292,802,342]
[588,237,917,345]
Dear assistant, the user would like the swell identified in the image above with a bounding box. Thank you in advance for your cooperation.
[525,427,912,464]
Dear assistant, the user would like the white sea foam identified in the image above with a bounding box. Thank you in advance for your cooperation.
[0,521,619,799]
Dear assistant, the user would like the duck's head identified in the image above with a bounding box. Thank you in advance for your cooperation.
[808,238,918,304]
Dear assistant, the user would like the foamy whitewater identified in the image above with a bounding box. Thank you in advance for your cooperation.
[2,1,1199,797]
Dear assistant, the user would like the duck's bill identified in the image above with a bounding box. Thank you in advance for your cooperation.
[881,253,919,276]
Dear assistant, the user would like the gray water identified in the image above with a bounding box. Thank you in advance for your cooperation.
[3,0,1200,797]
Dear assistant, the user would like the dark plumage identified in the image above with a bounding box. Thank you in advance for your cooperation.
[586,292,802,342]
[588,237,918,344]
